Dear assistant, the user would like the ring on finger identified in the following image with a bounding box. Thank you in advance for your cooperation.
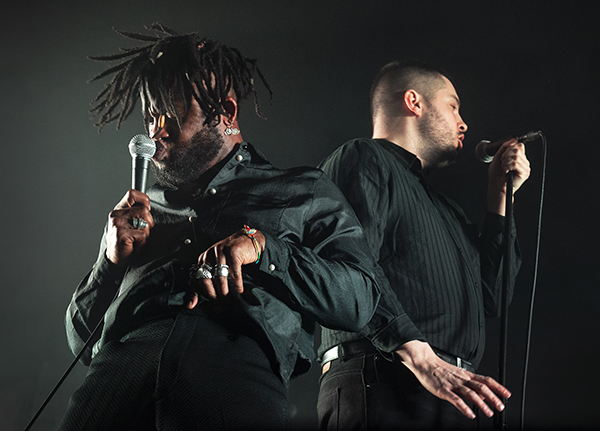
[131,218,148,230]
[195,263,213,279]
[213,264,229,278]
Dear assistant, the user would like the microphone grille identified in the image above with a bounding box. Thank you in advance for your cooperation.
[475,140,493,163]
[128,134,156,159]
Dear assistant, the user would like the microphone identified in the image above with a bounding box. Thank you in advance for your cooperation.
[128,134,156,193]
[475,130,542,163]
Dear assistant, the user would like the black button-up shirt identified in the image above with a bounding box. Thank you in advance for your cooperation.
[318,139,521,369]
[66,142,379,381]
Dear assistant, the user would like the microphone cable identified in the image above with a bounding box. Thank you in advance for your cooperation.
[23,286,121,431]
[24,133,152,430]
[519,132,547,430]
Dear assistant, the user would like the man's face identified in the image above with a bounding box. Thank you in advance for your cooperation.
[418,76,468,170]
[145,94,226,187]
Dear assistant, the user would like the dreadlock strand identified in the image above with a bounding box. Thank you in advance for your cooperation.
[88,47,148,62]
[146,22,178,36]
[113,28,160,42]
[88,24,273,131]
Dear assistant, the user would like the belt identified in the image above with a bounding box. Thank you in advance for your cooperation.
[321,339,378,367]
[321,342,475,373]
[433,350,475,372]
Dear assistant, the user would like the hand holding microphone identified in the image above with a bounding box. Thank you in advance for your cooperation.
[106,135,156,266]
[475,131,542,163]
[483,132,537,215]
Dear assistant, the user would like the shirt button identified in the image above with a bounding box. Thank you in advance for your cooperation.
[184,238,192,245]
[268,264,276,272]
[208,188,217,195]
[236,155,243,162]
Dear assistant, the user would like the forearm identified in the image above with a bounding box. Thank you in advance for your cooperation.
[259,231,379,332]
[479,212,522,316]
[358,266,425,352]
[66,247,126,360]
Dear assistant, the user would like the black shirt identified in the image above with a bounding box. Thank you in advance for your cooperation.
[318,139,521,369]
[66,142,380,381]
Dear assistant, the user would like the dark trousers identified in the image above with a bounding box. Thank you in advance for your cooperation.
[59,309,288,430]
[317,353,477,430]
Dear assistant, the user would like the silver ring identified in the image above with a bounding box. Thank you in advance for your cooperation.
[195,263,213,279]
[132,218,148,230]
[214,264,229,278]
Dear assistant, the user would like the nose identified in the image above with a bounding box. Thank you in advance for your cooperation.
[458,115,468,133]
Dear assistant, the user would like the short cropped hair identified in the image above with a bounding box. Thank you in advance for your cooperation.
[370,60,448,122]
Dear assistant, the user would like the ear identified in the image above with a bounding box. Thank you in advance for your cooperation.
[223,96,239,123]
[403,90,423,117]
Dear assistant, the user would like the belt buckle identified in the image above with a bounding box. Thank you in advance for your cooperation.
[321,345,340,374]
[321,345,339,365]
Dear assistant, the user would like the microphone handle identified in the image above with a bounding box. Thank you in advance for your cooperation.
[132,157,151,193]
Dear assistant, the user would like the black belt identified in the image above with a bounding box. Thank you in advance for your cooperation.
[321,341,475,373]
[320,339,377,364]
[431,350,475,372]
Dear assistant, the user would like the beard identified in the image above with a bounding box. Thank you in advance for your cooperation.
[418,105,460,170]
[151,125,225,188]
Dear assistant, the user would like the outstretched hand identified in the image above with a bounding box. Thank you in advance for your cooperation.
[395,340,511,419]
[186,228,265,309]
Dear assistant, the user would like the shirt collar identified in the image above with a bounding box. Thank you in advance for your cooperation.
[374,138,425,177]
[150,142,268,206]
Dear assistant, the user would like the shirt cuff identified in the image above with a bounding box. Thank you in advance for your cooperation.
[256,230,291,279]
[368,314,426,353]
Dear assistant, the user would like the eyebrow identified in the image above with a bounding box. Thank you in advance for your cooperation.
[450,94,461,107]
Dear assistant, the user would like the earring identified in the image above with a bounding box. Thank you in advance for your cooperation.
[224,118,240,136]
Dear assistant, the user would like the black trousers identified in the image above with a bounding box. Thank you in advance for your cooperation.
[317,353,477,430]
[59,309,288,430]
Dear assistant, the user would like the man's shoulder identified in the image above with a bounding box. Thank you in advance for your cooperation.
[318,138,392,175]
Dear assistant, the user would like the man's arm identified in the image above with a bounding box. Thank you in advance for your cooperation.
[396,140,530,418]
[66,189,154,363]
[486,139,531,216]
[187,171,381,332]
[395,340,510,419]
[320,140,512,419]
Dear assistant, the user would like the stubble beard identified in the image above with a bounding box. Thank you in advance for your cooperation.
[418,105,460,171]
[152,125,225,188]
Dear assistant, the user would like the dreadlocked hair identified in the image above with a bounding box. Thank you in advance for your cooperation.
[88,22,273,131]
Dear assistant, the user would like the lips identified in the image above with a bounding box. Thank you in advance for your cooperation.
[152,141,168,162]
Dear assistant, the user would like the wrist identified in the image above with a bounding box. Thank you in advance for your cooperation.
[242,225,264,264]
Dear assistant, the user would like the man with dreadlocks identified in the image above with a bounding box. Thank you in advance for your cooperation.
[60,24,379,430]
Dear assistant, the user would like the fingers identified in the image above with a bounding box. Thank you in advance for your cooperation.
[499,141,531,192]
[115,189,152,211]
[106,189,154,266]
[449,372,511,419]
[187,230,262,305]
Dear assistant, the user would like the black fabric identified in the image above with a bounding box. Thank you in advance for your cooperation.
[318,353,477,430]
[317,139,521,369]
[59,313,289,431]
[64,142,380,428]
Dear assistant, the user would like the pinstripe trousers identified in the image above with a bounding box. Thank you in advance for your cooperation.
[59,308,288,430]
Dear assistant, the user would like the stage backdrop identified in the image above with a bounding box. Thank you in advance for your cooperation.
[2,1,599,430]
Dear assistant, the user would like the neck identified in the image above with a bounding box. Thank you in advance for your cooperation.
[373,119,427,167]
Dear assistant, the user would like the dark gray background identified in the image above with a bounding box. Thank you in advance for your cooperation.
[2,1,598,430]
